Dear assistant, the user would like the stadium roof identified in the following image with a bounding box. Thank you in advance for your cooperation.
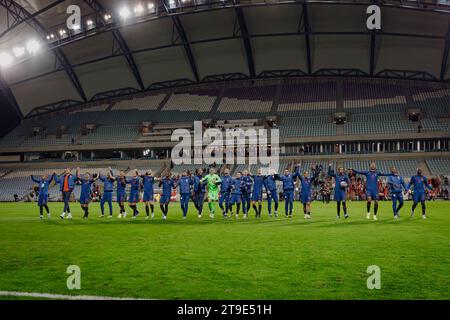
[1,0,450,117]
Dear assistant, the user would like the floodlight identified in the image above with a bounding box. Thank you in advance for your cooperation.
[119,6,131,19]
[26,40,40,54]
[134,4,144,14]
[0,52,14,68]
[12,47,25,58]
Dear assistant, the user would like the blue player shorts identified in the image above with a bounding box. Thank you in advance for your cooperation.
[301,193,312,204]
[79,194,91,205]
[366,189,379,200]
[160,194,171,204]
[38,194,48,206]
[116,191,126,203]
[391,193,403,202]
[251,191,263,202]
[230,194,242,205]
[413,192,426,203]
[334,190,346,202]
[143,191,154,202]
[268,190,278,202]
[128,190,140,204]
[219,192,230,205]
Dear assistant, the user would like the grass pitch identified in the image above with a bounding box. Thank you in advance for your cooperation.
[0,201,449,300]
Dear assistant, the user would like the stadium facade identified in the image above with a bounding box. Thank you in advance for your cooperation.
[0,0,449,201]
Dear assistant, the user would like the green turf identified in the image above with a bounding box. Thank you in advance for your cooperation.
[0,201,449,300]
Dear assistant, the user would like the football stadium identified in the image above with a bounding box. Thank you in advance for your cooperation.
[0,0,449,304]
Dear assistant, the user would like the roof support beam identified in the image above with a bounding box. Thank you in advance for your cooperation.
[369,30,376,76]
[234,5,256,78]
[302,3,312,75]
[0,0,66,39]
[440,22,450,81]
[171,15,200,82]
[83,0,145,90]
[0,0,87,102]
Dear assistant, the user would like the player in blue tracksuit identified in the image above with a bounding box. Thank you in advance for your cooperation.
[31,172,55,219]
[275,167,300,218]
[54,169,77,219]
[99,168,116,218]
[219,169,233,217]
[140,170,157,219]
[251,169,266,218]
[406,168,433,219]
[176,171,194,219]
[128,170,141,219]
[242,170,253,216]
[160,173,175,220]
[264,171,279,218]
[296,163,321,219]
[77,170,98,219]
[387,166,408,219]
[328,163,350,219]
[193,168,207,218]
[351,163,394,220]
[229,172,244,218]
[112,170,130,219]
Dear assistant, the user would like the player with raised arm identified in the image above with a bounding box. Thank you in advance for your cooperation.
[193,168,207,218]
[219,168,232,218]
[406,168,433,219]
[296,162,321,220]
[113,170,130,219]
[328,163,350,220]
[201,167,222,219]
[140,170,157,219]
[76,168,98,219]
[229,172,244,219]
[264,169,279,218]
[350,162,394,221]
[242,170,253,216]
[55,169,77,220]
[176,170,194,219]
[386,166,408,219]
[275,166,300,218]
[128,170,141,219]
[30,172,55,219]
[98,167,115,219]
[159,172,175,220]
[251,168,265,219]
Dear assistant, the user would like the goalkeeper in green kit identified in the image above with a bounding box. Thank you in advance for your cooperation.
[201,167,222,219]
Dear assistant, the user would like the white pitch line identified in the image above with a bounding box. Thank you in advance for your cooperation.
[0,291,151,300]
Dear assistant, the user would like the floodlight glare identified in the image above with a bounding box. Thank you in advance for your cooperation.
[134,4,144,14]
[104,13,112,21]
[26,40,40,54]
[119,6,131,19]
[86,19,94,26]
[12,47,25,58]
[0,52,14,68]
[59,29,67,36]
[148,2,155,10]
